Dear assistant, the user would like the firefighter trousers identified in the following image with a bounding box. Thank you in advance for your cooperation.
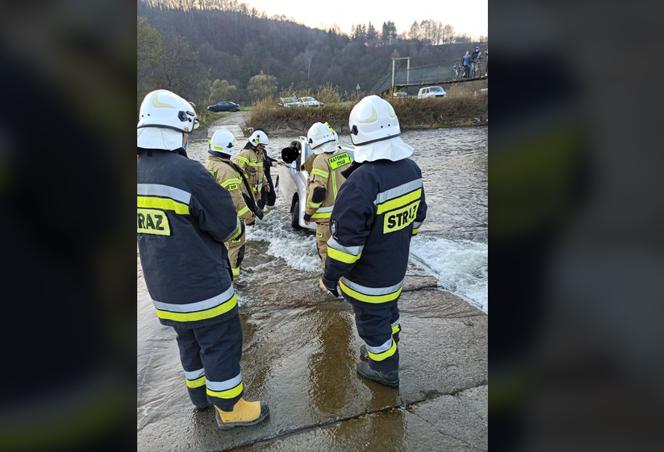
[315,222,331,271]
[350,300,401,373]
[173,313,244,411]
[225,228,246,280]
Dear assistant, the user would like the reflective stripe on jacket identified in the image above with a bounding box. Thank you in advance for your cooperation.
[323,158,427,304]
[205,156,256,224]
[137,150,242,327]
[233,146,267,195]
[304,150,352,222]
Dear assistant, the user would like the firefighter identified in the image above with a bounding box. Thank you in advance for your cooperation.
[234,129,270,208]
[137,90,269,429]
[321,95,427,388]
[302,122,352,281]
[205,129,263,281]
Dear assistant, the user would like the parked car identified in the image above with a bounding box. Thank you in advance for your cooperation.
[417,86,446,99]
[277,137,354,230]
[207,100,240,112]
[299,96,322,107]
[278,96,303,108]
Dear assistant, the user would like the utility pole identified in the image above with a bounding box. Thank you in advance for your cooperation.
[391,56,412,93]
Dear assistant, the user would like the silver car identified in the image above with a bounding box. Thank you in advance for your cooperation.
[277,137,353,230]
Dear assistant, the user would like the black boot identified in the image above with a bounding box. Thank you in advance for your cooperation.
[356,361,399,388]
[193,402,211,412]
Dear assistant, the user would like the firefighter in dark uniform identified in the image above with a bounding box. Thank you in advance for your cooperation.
[137,90,269,429]
[321,95,427,388]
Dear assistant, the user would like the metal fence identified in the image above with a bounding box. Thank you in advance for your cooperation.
[370,59,461,94]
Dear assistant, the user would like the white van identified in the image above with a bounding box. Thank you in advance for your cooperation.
[417,86,446,99]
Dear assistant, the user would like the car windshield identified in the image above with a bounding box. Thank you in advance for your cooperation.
[430,87,444,93]
[301,97,314,101]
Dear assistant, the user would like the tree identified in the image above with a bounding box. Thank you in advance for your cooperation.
[352,23,367,42]
[382,21,397,44]
[247,71,278,102]
[442,24,454,44]
[160,33,210,106]
[208,79,237,103]
[137,16,165,101]
[408,21,420,40]
[366,23,379,46]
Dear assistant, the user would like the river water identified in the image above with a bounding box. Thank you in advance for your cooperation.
[188,127,488,312]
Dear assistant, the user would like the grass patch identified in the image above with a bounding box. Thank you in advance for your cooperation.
[247,95,487,136]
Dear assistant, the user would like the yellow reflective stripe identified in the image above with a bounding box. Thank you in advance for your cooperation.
[311,168,329,178]
[311,211,332,220]
[327,247,361,264]
[221,178,241,188]
[137,196,189,215]
[309,201,322,209]
[376,189,422,215]
[186,376,206,388]
[368,340,397,362]
[392,324,401,335]
[236,156,263,167]
[156,294,237,322]
[412,228,420,235]
[339,280,402,303]
[227,219,243,241]
[231,267,240,277]
[237,206,250,217]
[206,382,244,399]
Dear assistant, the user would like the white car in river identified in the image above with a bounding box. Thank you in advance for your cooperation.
[277,136,353,230]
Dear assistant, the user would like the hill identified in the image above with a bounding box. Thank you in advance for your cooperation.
[138,0,483,107]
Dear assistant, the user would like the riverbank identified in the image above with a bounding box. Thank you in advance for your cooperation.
[246,95,487,137]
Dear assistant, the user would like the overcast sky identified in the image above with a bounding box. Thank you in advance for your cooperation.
[242,0,488,39]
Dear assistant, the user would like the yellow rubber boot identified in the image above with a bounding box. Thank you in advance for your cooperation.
[215,398,269,430]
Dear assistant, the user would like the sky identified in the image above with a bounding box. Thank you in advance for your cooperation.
[241,0,488,40]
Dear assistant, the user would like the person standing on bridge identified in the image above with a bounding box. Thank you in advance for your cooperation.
[205,129,264,282]
[137,90,269,430]
[471,46,481,77]
[301,122,352,282]
[321,95,427,388]
[463,50,472,78]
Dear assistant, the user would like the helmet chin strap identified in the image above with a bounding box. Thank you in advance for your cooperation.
[351,132,401,146]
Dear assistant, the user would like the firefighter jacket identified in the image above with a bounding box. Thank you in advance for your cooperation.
[137,149,243,327]
[205,154,257,225]
[233,145,267,198]
[304,150,352,223]
[323,158,427,304]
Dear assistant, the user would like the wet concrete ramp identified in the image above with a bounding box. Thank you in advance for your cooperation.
[138,250,487,451]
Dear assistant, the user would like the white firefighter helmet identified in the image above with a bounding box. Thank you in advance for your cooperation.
[348,95,412,162]
[137,89,199,151]
[209,129,238,157]
[307,122,339,154]
[248,129,269,147]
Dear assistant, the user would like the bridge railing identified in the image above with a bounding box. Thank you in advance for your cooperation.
[370,59,465,94]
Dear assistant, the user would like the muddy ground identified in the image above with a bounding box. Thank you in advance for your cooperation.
[138,112,488,451]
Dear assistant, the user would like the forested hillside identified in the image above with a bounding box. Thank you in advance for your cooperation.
[138,0,484,106]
